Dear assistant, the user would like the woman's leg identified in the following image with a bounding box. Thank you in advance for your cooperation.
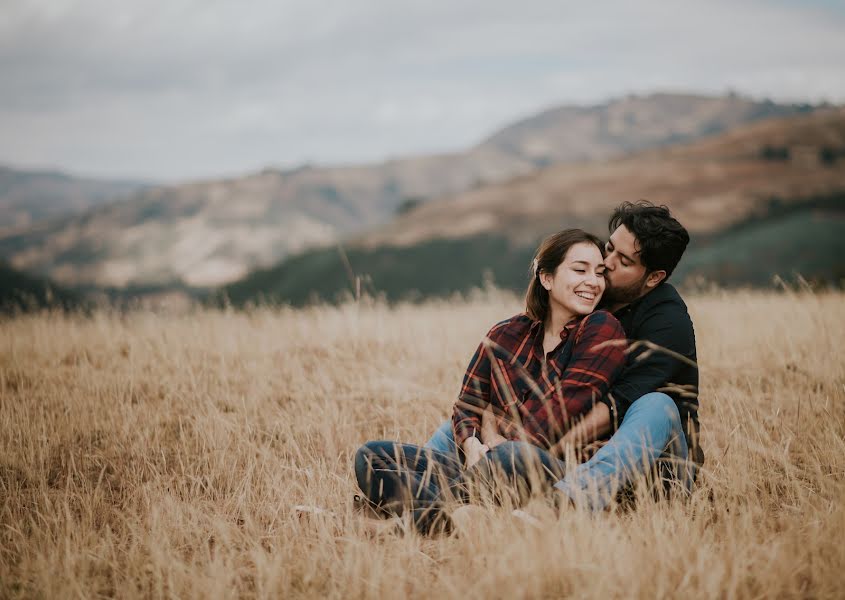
[470,441,566,507]
[354,441,464,531]
[423,419,457,459]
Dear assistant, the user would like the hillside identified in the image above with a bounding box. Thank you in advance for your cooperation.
[363,108,845,246]
[0,261,81,313]
[0,166,146,233]
[0,94,814,289]
[221,109,845,305]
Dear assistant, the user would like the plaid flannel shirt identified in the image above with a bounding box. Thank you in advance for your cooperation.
[452,310,626,450]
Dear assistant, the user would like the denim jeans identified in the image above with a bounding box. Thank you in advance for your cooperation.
[425,392,692,511]
[355,440,566,532]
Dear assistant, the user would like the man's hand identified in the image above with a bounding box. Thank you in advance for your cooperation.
[462,437,490,469]
[575,439,608,462]
[550,403,612,459]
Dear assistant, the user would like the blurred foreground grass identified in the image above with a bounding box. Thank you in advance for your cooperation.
[1,289,844,598]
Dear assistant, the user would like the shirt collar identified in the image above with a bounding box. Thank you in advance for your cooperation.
[611,282,667,318]
[528,314,583,340]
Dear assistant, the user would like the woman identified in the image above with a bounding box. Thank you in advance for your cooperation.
[354,229,626,532]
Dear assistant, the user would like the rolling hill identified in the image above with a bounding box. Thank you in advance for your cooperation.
[0,93,816,289]
[0,166,147,233]
[221,109,845,305]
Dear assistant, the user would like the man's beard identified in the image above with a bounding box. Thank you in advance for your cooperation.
[603,273,649,305]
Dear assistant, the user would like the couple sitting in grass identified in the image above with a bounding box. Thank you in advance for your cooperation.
[354,200,703,533]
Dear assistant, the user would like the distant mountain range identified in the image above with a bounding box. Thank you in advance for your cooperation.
[0,93,818,290]
[221,107,845,305]
[0,166,147,233]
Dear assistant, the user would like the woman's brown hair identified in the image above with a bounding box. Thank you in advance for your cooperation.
[525,228,605,323]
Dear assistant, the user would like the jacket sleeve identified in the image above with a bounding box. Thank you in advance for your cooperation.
[452,332,496,449]
[598,304,696,429]
[542,311,626,437]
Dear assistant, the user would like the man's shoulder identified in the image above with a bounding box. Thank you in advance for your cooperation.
[628,283,693,333]
[638,283,690,317]
[648,282,687,306]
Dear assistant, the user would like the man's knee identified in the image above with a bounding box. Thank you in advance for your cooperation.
[629,392,681,428]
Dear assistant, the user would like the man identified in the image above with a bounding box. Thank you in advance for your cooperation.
[426,200,703,510]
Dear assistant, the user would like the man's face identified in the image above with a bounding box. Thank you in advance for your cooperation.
[603,225,649,305]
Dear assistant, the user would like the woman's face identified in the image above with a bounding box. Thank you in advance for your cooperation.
[540,242,607,316]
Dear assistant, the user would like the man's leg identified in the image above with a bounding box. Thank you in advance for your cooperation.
[554,392,691,511]
[424,419,457,458]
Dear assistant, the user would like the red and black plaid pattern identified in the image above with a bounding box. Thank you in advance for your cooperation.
[452,310,626,450]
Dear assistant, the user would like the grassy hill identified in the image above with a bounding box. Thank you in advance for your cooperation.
[219,107,845,306]
[0,165,147,232]
[361,108,845,248]
[218,195,845,306]
[0,94,816,290]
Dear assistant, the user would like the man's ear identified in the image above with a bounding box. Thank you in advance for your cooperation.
[645,269,667,289]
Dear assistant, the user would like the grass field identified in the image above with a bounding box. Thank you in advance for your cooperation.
[1,289,844,598]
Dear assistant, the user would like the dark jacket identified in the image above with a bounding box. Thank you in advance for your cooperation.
[598,283,704,468]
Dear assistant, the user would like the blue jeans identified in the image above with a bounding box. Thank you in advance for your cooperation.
[354,440,564,532]
[425,392,692,511]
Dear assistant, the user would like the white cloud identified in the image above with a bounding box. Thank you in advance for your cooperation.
[0,0,843,181]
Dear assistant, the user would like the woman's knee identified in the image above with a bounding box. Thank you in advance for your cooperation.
[354,441,390,491]
[487,442,547,477]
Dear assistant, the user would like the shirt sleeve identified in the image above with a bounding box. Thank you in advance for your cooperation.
[598,304,696,429]
[452,332,496,449]
[541,311,626,435]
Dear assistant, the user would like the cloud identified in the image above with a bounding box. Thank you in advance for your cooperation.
[1,0,844,180]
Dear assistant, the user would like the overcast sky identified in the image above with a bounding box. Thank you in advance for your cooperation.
[1,0,844,182]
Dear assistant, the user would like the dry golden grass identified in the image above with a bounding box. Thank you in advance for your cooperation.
[1,289,844,598]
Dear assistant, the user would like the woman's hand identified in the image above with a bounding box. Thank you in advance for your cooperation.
[462,437,490,469]
[481,407,508,450]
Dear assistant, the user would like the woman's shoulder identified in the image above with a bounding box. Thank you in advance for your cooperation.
[575,309,625,341]
[486,313,534,338]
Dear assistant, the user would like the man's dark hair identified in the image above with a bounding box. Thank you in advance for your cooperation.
[608,200,690,278]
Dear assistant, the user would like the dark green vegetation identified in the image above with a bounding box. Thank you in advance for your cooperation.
[220,236,535,306]
[219,195,845,306]
[676,198,845,287]
[0,262,82,313]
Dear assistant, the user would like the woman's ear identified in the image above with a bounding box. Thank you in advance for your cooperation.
[540,272,553,291]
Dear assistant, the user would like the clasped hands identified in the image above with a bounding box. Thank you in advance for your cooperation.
[461,405,608,469]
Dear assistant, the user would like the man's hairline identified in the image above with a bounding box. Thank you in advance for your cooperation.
[608,225,643,268]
